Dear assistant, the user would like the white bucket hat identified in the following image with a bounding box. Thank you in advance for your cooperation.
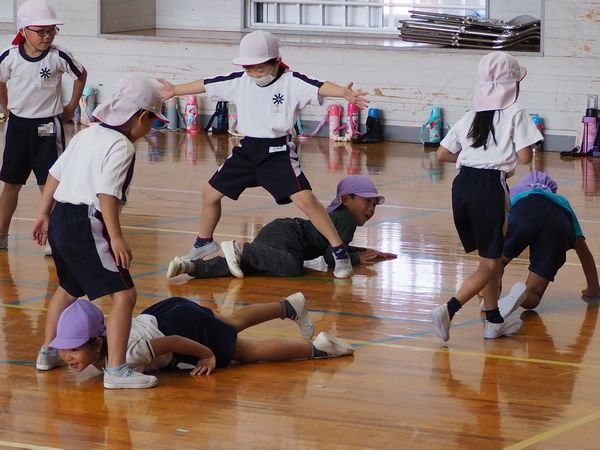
[93,75,169,126]
[473,51,527,112]
[13,0,64,45]
[232,30,280,66]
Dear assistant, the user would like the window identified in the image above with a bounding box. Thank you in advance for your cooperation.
[246,1,488,34]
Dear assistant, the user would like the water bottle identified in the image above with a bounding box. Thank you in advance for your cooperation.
[166,97,179,131]
[72,104,81,124]
[328,104,343,139]
[363,108,383,143]
[347,103,360,140]
[184,95,200,134]
[530,114,544,151]
[420,107,443,147]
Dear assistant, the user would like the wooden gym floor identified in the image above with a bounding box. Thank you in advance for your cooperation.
[1,125,600,449]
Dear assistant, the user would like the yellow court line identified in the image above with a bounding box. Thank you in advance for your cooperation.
[503,410,600,449]
[350,340,600,370]
[0,303,46,312]
[0,440,63,450]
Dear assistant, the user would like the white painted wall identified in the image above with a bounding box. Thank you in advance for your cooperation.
[156,0,242,31]
[2,0,599,146]
[0,0,13,23]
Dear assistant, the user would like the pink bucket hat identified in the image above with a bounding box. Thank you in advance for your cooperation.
[13,0,64,45]
[326,175,385,213]
[93,75,169,126]
[233,30,281,66]
[50,300,106,350]
[473,51,527,112]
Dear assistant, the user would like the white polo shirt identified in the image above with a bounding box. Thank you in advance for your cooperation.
[0,44,84,118]
[126,314,172,373]
[204,68,323,138]
[441,103,543,173]
[49,125,136,211]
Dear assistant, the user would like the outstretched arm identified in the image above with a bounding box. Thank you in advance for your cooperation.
[318,81,368,109]
[575,236,600,298]
[150,335,216,376]
[157,78,206,100]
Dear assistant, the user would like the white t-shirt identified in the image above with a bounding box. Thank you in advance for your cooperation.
[441,103,543,173]
[50,125,136,211]
[126,314,172,373]
[0,44,84,118]
[204,69,323,138]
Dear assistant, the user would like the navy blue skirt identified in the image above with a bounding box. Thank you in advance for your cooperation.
[142,297,237,367]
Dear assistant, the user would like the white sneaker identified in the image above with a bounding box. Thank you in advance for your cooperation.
[286,292,314,340]
[103,368,158,389]
[312,332,354,358]
[222,240,244,278]
[0,234,7,250]
[43,244,52,256]
[431,304,451,342]
[484,317,523,339]
[498,282,527,319]
[166,256,194,279]
[36,346,66,370]
[182,240,221,262]
[333,257,353,278]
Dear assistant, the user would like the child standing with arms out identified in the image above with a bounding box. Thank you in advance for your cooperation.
[0,0,87,251]
[166,175,396,279]
[158,30,368,278]
[32,75,169,389]
[432,51,542,341]
[47,293,354,379]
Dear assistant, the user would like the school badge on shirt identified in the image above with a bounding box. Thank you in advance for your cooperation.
[271,92,284,114]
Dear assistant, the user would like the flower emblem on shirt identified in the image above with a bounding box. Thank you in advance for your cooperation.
[273,93,284,105]
[40,67,51,79]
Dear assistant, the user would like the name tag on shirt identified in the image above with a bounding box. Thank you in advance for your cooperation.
[38,122,56,137]
[268,145,287,153]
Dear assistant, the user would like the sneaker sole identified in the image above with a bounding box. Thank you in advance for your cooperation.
[484,319,523,339]
[104,381,158,389]
[222,241,244,278]
[287,293,314,340]
[499,282,528,319]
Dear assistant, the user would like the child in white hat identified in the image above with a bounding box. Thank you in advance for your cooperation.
[0,0,87,252]
[32,75,168,389]
[159,30,369,279]
[431,51,543,341]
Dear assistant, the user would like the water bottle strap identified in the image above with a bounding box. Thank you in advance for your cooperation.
[205,112,217,132]
[308,109,330,137]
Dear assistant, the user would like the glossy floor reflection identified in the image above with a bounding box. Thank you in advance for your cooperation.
[1,127,600,449]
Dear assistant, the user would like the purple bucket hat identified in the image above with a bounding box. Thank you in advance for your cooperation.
[50,300,106,350]
[510,170,558,200]
[326,175,385,213]
[473,51,527,112]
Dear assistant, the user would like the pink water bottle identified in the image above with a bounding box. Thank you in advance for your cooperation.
[347,103,361,139]
[185,95,200,134]
[328,104,343,139]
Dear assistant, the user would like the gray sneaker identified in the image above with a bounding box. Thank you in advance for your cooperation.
[166,256,195,279]
[431,304,451,342]
[182,240,221,262]
[103,368,158,389]
[36,346,66,371]
[222,240,244,278]
[286,292,314,340]
[312,332,354,358]
[333,257,352,278]
[484,317,523,339]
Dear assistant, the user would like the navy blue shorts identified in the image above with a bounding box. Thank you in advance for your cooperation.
[0,112,64,185]
[503,194,575,281]
[142,297,237,368]
[452,166,508,258]
[48,203,134,300]
[209,136,311,205]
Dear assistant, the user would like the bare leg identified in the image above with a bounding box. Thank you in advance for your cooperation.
[43,286,77,347]
[521,271,550,310]
[481,263,502,311]
[455,257,502,307]
[106,287,136,368]
[215,302,283,332]
[197,183,224,238]
[232,336,312,363]
[290,190,342,247]
[0,183,22,235]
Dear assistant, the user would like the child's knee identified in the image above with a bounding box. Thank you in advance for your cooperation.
[112,288,137,307]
